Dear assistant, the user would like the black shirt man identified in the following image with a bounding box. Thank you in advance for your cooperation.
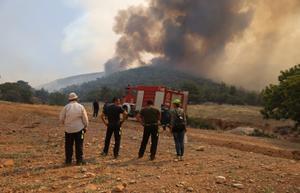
[101,98,127,158]
[93,100,99,118]
[137,100,161,160]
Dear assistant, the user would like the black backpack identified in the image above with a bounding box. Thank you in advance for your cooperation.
[173,109,186,132]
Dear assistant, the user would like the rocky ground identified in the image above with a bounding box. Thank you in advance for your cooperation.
[0,102,300,193]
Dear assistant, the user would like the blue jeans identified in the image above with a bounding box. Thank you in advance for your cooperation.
[173,130,185,156]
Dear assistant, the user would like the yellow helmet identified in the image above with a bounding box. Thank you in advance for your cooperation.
[172,99,181,104]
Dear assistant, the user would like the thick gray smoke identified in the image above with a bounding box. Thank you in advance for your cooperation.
[105,0,300,90]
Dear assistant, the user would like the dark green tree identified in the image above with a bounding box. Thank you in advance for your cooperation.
[48,92,67,106]
[261,64,300,128]
[0,81,33,103]
[180,81,202,103]
[35,89,49,104]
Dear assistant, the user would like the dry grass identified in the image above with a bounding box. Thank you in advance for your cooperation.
[0,102,300,192]
[0,101,61,124]
[188,104,294,129]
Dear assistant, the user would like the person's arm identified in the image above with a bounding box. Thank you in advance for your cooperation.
[59,107,66,125]
[100,112,108,126]
[184,111,187,132]
[169,110,175,132]
[136,110,144,126]
[82,107,89,132]
[157,110,161,124]
[121,110,128,125]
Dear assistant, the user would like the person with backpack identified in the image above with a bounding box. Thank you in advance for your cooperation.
[59,92,89,165]
[170,99,187,161]
[137,100,161,161]
[100,97,128,159]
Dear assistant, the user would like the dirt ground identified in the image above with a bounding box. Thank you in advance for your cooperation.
[0,102,299,193]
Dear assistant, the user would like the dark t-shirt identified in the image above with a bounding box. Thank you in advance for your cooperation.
[93,101,99,110]
[140,106,160,124]
[103,104,124,123]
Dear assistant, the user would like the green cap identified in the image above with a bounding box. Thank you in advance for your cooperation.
[172,99,181,104]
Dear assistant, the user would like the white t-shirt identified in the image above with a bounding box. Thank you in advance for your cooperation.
[59,101,89,133]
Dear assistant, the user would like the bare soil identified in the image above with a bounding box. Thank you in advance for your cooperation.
[0,102,299,193]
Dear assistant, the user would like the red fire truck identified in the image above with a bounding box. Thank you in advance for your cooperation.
[123,85,189,116]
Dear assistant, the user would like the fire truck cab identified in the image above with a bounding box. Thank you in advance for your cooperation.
[123,85,188,116]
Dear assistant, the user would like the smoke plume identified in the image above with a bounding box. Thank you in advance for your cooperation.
[105,0,300,90]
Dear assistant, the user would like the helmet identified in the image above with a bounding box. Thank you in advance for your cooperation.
[172,99,181,104]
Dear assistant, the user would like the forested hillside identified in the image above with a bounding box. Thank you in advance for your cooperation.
[62,66,261,105]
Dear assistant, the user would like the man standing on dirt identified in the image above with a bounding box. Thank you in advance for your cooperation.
[93,99,99,118]
[100,97,127,159]
[137,100,161,161]
[59,92,89,165]
[170,99,187,161]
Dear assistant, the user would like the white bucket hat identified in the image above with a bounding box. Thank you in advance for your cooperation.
[68,92,78,101]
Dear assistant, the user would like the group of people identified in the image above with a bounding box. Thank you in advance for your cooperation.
[59,92,187,166]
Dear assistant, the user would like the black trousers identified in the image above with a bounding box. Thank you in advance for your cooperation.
[103,123,121,157]
[93,109,99,117]
[65,130,84,164]
[138,125,159,159]
[173,130,185,156]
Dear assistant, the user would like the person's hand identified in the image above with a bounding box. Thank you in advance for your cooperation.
[83,128,87,133]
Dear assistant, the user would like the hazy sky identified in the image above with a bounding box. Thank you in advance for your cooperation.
[0,0,145,86]
[1,0,299,90]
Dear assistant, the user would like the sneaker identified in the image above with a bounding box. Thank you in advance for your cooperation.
[76,160,86,165]
[150,156,155,161]
[64,162,72,166]
[179,156,184,161]
[174,155,180,162]
[100,152,108,156]
[113,154,119,159]
[138,155,143,159]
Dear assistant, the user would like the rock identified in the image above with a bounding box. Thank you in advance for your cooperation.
[112,184,126,193]
[85,172,96,178]
[232,183,244,189]
[186,187,194,192]
[227,127,256,135]
[3,159,14,167]
[196,146,205,151]
[290,160,296,164]
[85,184,97,191]
[176,181,186,188]
[215,176,226,184]
[38,186,47,191]
[80,167,87,173]
[176,183,184,188]
[129,180,137,184]
[116,177,122,182]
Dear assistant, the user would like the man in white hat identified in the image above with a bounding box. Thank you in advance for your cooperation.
[59,92,89,165]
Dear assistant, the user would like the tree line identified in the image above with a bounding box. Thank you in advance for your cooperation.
[0,64,298,129]
[0,81,67,105]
